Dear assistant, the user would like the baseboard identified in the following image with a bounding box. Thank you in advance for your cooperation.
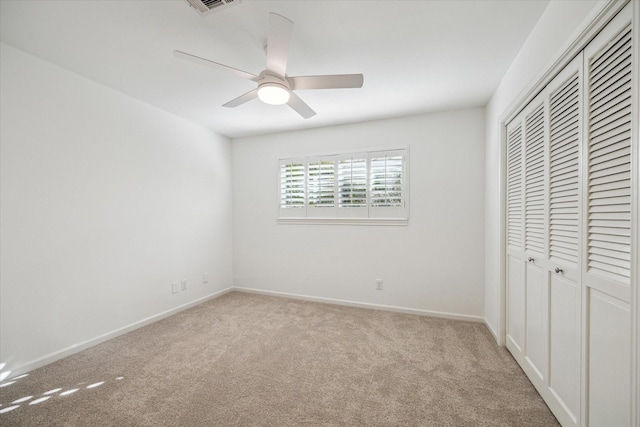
[6,287,234,380]
[484,318,499,343]
[232,286,484,323]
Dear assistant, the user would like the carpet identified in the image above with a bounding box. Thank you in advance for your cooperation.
[0,291,559,426]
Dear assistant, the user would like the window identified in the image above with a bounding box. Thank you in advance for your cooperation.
[278,148,408,224]
[308,160,335,208]
[279,160,305,209]
[338,157,367,208]
[369,153,405,219]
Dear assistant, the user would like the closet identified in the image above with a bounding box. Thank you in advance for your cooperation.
[505,3,635,426]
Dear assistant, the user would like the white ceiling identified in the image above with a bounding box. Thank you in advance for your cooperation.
[0,0,549,138]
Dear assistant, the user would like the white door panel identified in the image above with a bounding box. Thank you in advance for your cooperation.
[507,254,525,353]
[588,289,630,426]
[525,263,547,380]
[549,273,579,423]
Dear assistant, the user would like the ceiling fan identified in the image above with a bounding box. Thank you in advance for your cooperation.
[174,12,364,119]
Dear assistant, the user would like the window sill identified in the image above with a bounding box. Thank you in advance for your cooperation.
[277,217,408,226]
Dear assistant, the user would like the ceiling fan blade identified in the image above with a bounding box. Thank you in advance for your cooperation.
[174,50,259,82]
[289,74,364,90]
[287,92,316,119]
[266,13,293,77]
[223,88,259,108]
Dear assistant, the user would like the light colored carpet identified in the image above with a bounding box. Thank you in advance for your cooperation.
[0,291,559,426]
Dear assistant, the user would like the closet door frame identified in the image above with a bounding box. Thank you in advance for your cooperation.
[497,0,638,424]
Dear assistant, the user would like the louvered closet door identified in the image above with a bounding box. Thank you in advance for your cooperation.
[506,59,584,426]
[523,98,548,384]
[546,54,582,427]
[506,118,526,355]
[583,4,633,426]
[505,4,635,426]
[505,92,551,382]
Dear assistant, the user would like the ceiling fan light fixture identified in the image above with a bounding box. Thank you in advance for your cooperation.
[174,13,363,119]
[258,83,290,105]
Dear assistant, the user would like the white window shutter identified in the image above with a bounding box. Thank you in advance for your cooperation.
[337,154,368,218]
[279,158,306,218]
[507,124,523,250]
[549,71,581,266]
[586,24,632,283]
[278,148,408,222]
[370,154,403,207]
[307,158,336,218]
[308,160,335,208]
[524,104,546,255]
[369,150,406,219]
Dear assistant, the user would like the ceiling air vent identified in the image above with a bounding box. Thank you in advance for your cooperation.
[184,0,241,15]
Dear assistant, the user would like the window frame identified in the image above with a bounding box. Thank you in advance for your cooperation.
[277,147,409,225]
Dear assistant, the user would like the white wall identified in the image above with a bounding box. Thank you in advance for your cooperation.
[0,43,233,376]
[232,108,485,319]
[483,0,604,340]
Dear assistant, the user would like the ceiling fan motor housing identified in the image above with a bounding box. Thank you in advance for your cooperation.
[258,71,291,91]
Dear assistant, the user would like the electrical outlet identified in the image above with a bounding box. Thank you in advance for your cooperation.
[171,282,179,294]
[376,279,383,290]
[181,279,188,291]
[203,273,209,284]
